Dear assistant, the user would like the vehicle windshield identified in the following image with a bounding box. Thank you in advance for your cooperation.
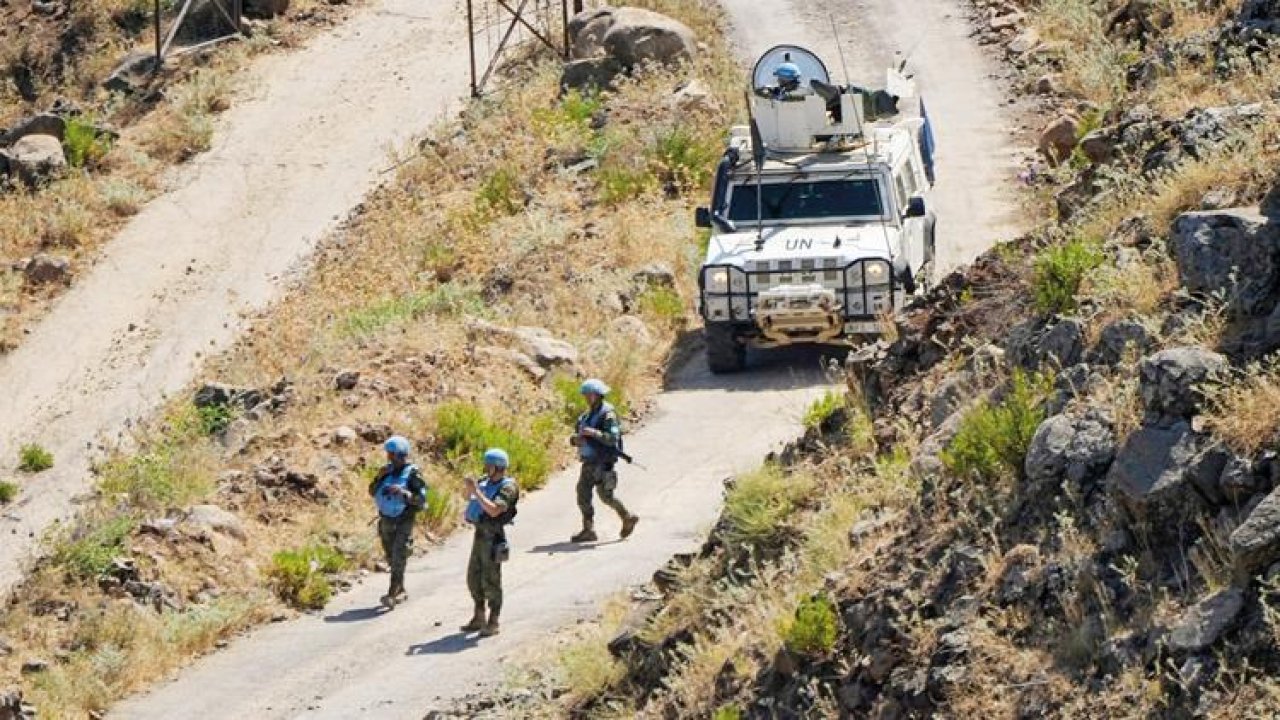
[725,177,884,223]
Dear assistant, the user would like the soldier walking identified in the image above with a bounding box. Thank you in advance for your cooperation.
[570,379,638,543]
[368,435,428,609]
[460,448,520,637]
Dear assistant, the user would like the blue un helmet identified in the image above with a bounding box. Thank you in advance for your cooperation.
[384,435,411,457]
[773,62,802,86]
[580,378,610,397]
[483,448,510,469]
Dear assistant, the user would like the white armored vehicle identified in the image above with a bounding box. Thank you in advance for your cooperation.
[695,46,937,373]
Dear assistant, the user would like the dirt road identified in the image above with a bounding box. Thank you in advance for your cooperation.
[110,1,1024,718]
[0,0,468,596]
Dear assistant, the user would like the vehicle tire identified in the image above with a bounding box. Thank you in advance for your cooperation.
[924,214,937,265]
[705,325,746,374]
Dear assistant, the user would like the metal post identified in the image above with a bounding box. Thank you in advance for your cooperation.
[154,0,162,65]
[561,0,570,59]
[466,0,479,97]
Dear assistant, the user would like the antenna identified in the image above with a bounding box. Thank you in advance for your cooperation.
[744,90,766,249]
[829,14,851,86]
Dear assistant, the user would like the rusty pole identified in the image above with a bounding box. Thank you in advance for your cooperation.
[154,0,162,65]
[466,0,479,97]
[561,0,570,59]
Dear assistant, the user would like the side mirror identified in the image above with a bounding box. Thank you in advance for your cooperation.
[905,195,927,218]
[695,207,712,229]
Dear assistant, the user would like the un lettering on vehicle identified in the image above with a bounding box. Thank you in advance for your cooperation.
[785,238,814,251]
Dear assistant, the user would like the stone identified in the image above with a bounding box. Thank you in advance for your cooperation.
[1037,115,1079,165]
[355,422,392,443]
[1090,318,1154,365]
[1025,412,1116,487]
[22,254,71,286]
[514,329,577,369]
[1005,317,1084,371]
[193,382,263,411]
[1261,172,1280,222]
[1108,423,1217,522]
[1219,456,1263,503]
[997,545,1043,605]
[185,504,246,541]
[332,426,357,445]
[1138,347,1228,418]
[561,57,625,91]
[1168,587,1244,653]
[600,7,696,68]
[475,345,546,381]
[567,8,615,58]
[104,52,159,94]
[1241,0,1280,32]
[633,262,676,288]
[0,112,66,146]
[244,0,289,18]
[1169,209,1280,315]
[990,11,1024,31]
[7,134,66,186]
[1008,27,1041,54]
[611,315,652,346]
[19,660,47,675]
[672,78,718,114]
[333,370,360,391]
[1231,486,1280,573]
[1078,128,1116,164]
[1031,73,1062,95]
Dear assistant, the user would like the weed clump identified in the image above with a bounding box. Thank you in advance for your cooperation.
[52,516,135,580]
[98,406,216,510]
[0,480,16,503]
[434,401,552,489]
[803,390,845,430]
[1032,237,1102,314]
[782,593,838,656]
[269,544,349,610]
[64,115,112,169]
[723,465,814,544]
[942,371,1052,485]
[19,443,54,472]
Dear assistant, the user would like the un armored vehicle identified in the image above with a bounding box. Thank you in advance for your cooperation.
[695,46,937,373]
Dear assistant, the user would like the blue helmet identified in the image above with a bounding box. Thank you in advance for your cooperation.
[774,62,801,84]
[483,448,510,469]
[580,378,610,397]
[384,435,411,456]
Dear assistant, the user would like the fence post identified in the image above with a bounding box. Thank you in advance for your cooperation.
[154,0,162,65]
[466,0,479,97]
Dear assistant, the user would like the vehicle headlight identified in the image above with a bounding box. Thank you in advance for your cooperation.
[706,268,730,293]
[704,267,746,294]
[845,260,892,288]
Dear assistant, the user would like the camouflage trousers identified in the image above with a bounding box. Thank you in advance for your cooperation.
[576,462,631,529]
[467,529,503,615]
[377,513,415,595]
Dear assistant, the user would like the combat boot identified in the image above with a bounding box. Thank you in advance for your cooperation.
[460,603,486,632]
[480,612,501,637]
[570,527,598,543]
[620,514,639,539]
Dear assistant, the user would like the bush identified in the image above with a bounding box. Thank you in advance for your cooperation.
[712,707,743,720]
[342,284,487,337]
[782,594,839,656]
[1032,238,1103,314]
[598,163,655,205]
[803,390,845,430]
[197,403,235,436]
[64,115,112,169]
[0,480,16,503]
[941,371,1052,484]
[19,443,54,472]
[53,517,135,579]
[649,124,717,191]
[638,286,684,325]
[269,544,349,610]
[98,406,215,509]
[475,167,523,218]
[434,402,553,489]
[723,465,814,544]
[418,483,458,534]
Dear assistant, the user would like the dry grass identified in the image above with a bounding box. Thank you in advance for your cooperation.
[1204,361,1280,456]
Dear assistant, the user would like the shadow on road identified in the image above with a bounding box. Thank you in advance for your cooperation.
[527,539,623,555]
[324,606,387,623]
[664,338,843,393]
[407,632,480,655]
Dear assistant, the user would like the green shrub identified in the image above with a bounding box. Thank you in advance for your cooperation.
[533,89,603,136]
[418,484,458,533]
[98,406,215,509]
[649,124,717,191]
[0,480,16,503]
[475,167,523,217]
[723,465,814,544]
[782,594,839,656]
[803,390,845,430]
[434,402,553,489]
[712,707,743,720]
[341,283,487,337]
[19,443,54,472]
[598,163,655,204]
[638,286,684,325]
[941,371,1052,485]
[197,404,235,436]
[1032,238,1103,314]
[64,115,112,169]
[53,517,135,579]
[269,544,350,610]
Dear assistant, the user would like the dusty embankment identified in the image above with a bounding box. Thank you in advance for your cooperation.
[0,0,467,597]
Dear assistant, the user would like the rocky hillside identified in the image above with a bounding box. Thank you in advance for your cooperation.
[454,1,1280,718]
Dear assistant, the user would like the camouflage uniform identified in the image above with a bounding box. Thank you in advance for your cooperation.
[368,463,426,598]
[466,477,519,617]
[575,401,635,533]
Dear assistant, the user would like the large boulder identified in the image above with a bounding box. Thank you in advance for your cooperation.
[1107,423,1222,524]
[1005,317,1085,372]
[567,7,696,68]
[1240,0,1280,34]
[0,112,66,146]
[1169,209,1280,315]
[561,57,625,91]
[1025,412,1116,488]
[21,254,71,286]
[1037,114,1079,165]
[244,0,290,19]
[7,134,66,187]
[185,505,246,540]
[1231,485,1280,573]
[1138,347,1227,419]
[1089,318,1154,365]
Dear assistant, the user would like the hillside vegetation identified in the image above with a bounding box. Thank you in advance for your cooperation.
[456,1,1280,717]
[0,1,737,716]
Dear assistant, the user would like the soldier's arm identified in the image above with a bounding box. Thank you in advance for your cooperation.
[596,412,622,448]
[477,483,517,518]
[367,466,388,497]
[406,469,427,508]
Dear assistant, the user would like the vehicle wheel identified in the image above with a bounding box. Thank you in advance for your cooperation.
[705,325,746,374]
[924,215,937,264]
